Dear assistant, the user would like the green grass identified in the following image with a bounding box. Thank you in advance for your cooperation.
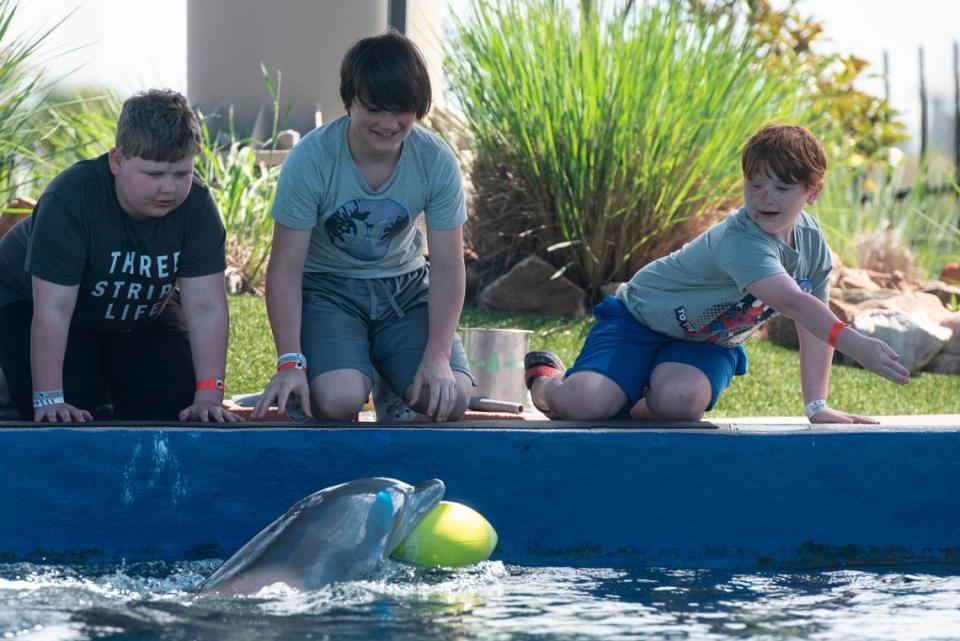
[227,295,960,417]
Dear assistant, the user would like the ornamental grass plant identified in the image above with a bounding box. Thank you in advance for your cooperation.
[817,159,960,279]
[193,66,288,291]
[0,0,70,205]
[446,0,813,298]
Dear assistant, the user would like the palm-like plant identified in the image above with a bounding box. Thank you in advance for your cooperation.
[0,0,71,206]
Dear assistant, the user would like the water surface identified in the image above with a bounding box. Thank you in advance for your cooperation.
[2,561,959,640]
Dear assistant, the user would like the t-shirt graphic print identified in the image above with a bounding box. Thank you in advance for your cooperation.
[678,277,814,347]
[324,198,410,262]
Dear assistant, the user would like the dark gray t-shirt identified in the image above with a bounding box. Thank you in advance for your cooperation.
[0,155,226,331]
[269,116,467,278]
[617,207,832,348]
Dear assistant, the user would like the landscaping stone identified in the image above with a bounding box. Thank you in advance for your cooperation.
[478,254,586,316]
[857,291,954,325]
[925,353,960,375]
[920,280,960,307]
[835,286,896,305]
[851,308,952,374]
[835,267,882,291]
[761,314,799,349]
[939,313,960,355]
[0,196,35,240]
[224,266,245,295]
[941,261,960,284]
[828,296,859,324]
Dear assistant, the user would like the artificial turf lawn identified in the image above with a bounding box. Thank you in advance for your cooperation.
[227,295,960,418]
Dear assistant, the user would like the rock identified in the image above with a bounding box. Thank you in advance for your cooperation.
[939,313,960,355]
[851,309,952,374]
[836,267,882,291]
[925,353,960,375]
[478,255,586,316]
[941,261,960,284]
[837,287,896,305]
[920,280,960,308]
[857,291,953,325]
[828,297,859,324]
[0,196,36,240]
[224,266,245,295]
[762,314,799,349]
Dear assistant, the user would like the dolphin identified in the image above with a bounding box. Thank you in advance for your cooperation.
[198,477,445,595]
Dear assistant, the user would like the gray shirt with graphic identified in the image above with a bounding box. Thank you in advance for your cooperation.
[270,116,466,278]
[617,207,832,348]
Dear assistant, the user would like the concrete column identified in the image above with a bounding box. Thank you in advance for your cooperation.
[187,0,389,138]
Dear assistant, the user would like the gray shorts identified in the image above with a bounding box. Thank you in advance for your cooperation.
[300,265,474,395]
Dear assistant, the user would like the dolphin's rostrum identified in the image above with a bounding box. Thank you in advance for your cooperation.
[199,477,445,595]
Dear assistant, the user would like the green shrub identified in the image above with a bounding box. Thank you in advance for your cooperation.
[446,0,810,298]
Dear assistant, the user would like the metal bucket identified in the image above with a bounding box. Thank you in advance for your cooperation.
[461,328,532,406]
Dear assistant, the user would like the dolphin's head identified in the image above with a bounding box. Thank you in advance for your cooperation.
[382,478,445,555]
[197,478,445,595]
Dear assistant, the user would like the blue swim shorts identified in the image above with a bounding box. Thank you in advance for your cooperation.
[566,296,748,414]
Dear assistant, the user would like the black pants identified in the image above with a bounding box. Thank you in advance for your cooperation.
[0,299,195,421]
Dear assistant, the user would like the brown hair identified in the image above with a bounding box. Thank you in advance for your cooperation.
[114,89,202,162]
[339,30,432,120]
[741,124,827,187]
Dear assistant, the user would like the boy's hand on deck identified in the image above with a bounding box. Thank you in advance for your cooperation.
[841,332,910,385]
[33,403,92,423]
[809,407,879,424]
[179,401,243,423]
[253,369,313,419]
[408,356,457,421]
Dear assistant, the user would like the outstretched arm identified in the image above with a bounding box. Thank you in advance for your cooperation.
[747,273,910,386]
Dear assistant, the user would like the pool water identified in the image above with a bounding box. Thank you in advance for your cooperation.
[2,561,959,640]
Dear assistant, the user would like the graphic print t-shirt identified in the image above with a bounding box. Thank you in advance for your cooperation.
[269,116,467,278]
[0,155,226,331]
[617,207,832,348]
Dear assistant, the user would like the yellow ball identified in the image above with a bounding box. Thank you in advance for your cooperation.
[391,501,498,567]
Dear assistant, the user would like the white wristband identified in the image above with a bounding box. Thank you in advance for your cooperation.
[804,399,828,418]
[32,389,65,409]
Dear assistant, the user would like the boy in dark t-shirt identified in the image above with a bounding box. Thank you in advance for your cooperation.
[0,89,240,423]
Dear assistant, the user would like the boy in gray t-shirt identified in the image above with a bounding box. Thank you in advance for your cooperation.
[526,124,910,423]
[253,32,474,422]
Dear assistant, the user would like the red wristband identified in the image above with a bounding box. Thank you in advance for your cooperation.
[196,379,224,392]
[828,321,848,348]
[277,362,300,371]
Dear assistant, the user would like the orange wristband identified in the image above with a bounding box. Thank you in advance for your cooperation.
[827,321,848,348]
[196,379,224,392]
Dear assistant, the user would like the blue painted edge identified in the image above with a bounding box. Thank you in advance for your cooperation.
[1,425,958,570]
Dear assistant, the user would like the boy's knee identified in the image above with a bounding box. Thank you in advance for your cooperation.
[311,387,368,421]
[647,380,710,421]
[548,380,622,420]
